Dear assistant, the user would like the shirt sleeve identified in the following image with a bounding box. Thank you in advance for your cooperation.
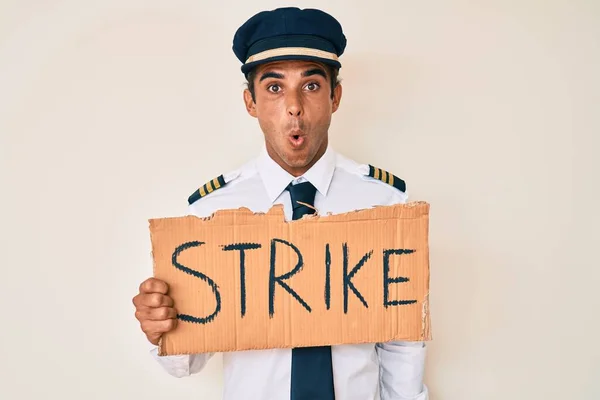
[377,186,429,399]
[150,347,214,378]
[376,341,428,399]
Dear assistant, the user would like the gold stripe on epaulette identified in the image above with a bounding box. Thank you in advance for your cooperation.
[188,174,228,205]
[367,164,406,193]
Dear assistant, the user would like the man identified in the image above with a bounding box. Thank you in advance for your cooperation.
[133,7,428,400]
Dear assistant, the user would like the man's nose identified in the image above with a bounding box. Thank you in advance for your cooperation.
[286,91,303,117]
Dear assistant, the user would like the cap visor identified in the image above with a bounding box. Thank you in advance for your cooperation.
[242,55,341,75]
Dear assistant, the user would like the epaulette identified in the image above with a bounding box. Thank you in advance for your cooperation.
[187,175,227,205]
[366,164,406,192]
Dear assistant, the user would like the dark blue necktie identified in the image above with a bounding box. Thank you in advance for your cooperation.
[286,181,335,400]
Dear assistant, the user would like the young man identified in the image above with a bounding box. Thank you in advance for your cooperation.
[133,7,428,400]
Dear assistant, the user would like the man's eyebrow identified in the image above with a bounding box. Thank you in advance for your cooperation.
[259,71,284,82]
[302,68,327,79]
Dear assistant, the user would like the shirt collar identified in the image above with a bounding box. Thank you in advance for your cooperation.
[257,145,337,203]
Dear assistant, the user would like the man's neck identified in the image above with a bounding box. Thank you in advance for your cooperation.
[266,140,328,177]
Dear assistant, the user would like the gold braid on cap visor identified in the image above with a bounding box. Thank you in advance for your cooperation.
[245,47,339,64]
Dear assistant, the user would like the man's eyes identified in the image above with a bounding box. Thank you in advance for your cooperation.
[266,82,321,93]
[267,84,281,93]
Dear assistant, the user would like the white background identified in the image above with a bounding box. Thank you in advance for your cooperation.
[1,1,598,399]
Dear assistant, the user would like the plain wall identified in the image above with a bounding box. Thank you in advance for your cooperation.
[1,0,598,399]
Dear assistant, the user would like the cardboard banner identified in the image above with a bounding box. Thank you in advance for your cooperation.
[149,201,431,356]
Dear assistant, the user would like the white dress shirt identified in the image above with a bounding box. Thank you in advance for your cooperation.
[150,146,429,400]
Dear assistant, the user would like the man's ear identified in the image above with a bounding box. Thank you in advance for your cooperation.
[332,83,342,113]
[243,89,257,117]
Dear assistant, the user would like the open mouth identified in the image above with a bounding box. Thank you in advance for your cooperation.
[289,134,305,148]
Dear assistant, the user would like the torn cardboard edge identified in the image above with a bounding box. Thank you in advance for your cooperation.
[150,200,430,226]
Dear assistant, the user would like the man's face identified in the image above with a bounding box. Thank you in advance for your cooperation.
[244,60,342,176]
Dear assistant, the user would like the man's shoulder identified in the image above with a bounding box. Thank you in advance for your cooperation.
[334,151,408,195]
[186,158,258,208]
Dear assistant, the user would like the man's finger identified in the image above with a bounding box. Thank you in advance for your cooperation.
[136,307,178,321]
[141,319,177,336]
[146,332,161,346]
[134,293,174,308]
[139,278,169,295]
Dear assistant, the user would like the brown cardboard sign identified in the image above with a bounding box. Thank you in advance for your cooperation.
[149,201,431,356]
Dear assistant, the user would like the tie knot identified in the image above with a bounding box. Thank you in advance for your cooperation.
[286,181,317,207]
[286,181,317,219]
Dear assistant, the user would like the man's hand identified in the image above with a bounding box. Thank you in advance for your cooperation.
[133,277,178,346]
